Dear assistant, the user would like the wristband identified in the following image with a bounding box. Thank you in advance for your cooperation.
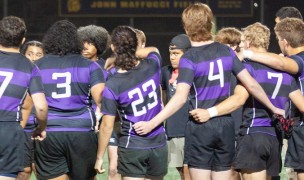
[207,107,218,118]
[243,50,253,59]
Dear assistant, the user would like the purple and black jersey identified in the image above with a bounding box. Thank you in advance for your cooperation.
[0,51,44,122]
[35,54,104,131]
[101,52,166,149]
[286,52,304,119]
[178,42,244,110]
[242,60,299,135]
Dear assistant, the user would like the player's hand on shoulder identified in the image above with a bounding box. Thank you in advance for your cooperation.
[189,108,210,123]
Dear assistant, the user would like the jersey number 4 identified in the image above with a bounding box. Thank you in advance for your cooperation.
[208,59,224,87]
[128,79,158,117]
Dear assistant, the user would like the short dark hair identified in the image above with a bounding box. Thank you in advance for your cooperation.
[42,20,82,56]
[276,7,303,20]
[0,16,26,48]
[78,25,110,57]
[20,40,44,55]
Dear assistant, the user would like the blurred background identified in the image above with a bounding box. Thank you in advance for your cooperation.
[1,0,303,65]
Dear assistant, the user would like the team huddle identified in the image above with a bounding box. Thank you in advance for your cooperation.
[0,2,304,180]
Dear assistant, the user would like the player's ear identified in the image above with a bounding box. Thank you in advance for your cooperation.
[110,44,115,51]
[21,37,26,45]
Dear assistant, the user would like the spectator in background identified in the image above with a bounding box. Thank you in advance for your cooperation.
[161,34,191,180]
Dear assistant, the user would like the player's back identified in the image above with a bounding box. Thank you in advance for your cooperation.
[0,51,42,122]
[178,42,244,110]
[102,52,165,148]
[243,61,298,129]
[35,54,103,131]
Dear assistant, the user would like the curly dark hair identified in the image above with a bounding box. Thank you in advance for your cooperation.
[42,20,82,56]
[0,16,26,48]
[112,26,139,71]
[20,40,44,55]
[78,25,110,57]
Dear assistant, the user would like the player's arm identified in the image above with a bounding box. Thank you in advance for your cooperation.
[135,47,159,59]
[236,69,284,115]
[31,92,48,141]
[20,93,33,128]
[91,83,105,112]
[133,83,190,135]
[243,50,299,74]
[95,114,115,173]
[289,90,304,113]
[190,84,249,122]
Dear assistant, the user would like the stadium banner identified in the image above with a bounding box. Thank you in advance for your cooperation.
[59,0,253,17]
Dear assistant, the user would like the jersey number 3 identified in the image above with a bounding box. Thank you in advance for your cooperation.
[128,79,158,117]
[51,72,72,98]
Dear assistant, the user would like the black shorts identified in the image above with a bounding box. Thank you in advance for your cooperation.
[285,125,304,171]
[185,116,235,171]
[0,122,25,174]
[35,131,98,179]
[118,145,168,178]
[233,133,281,176]
[23,132,35,167]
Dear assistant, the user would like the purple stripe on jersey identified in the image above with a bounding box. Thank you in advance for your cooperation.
[196,82,230,100]
[270,96,289,109]
[193,57,233,77]
[179,57,195,71]
[46,127,92,131]
[0,68,31,87]
[252,70,292,85]
[123,105,162,123]
[0,96,20,111]
[251,118,272,126]
[40,68,89,84]
[46,95,88,110]
[147,52,161,67]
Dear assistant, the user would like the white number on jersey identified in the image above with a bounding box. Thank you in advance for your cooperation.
[267,72,283,99]
[51,72,72,98]
[128,79,158,117]
[208,59,224,87]
[0,71,13,98]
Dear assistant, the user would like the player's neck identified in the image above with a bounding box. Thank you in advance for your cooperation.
[289,46,304,56]
[191,40,214,47]
[0,45,19,53]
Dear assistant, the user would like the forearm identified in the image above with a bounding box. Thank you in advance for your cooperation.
[245,50,298,74]
[32,93,48,130]
[150,92,187,129]
[135,47,159,59]
[97,119,114,160]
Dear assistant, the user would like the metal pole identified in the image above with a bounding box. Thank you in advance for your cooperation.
[260,0,265,24]
[3,0,8,17]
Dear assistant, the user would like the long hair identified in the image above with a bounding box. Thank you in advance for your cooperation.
[111,26,139,70]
